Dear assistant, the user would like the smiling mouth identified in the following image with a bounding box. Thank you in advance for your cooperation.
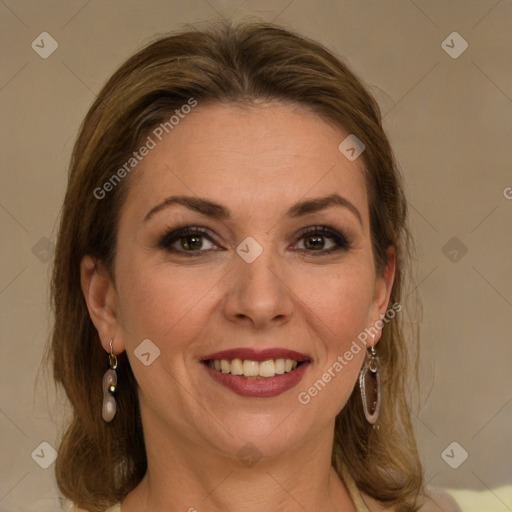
[204,358,305,379]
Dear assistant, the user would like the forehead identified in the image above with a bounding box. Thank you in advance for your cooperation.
[122,102,368,224]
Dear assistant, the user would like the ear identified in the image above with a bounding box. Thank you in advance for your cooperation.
[80,255,123,354]
[368,245,396,345]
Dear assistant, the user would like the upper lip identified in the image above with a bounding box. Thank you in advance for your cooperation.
[201,348,311,362]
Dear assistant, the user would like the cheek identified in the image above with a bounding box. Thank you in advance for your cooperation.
[115,233,376,355]
[290,260,375,350]
[115,258,226,349]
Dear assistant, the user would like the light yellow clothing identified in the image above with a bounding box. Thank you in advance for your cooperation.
[340,463,371,512]
[103,465,369,512]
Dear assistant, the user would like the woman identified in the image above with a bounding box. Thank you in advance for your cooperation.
[50,20,460,512]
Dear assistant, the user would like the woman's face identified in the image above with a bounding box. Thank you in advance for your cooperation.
[91,102,394,461]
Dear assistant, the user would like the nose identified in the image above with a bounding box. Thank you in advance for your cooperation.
[222,247,294,329]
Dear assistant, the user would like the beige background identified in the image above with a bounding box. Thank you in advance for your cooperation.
[1,1,511,511]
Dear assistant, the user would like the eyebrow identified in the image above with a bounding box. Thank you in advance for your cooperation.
[143,193,363,227]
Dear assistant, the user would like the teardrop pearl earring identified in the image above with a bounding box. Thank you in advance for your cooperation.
[102,339,118,422]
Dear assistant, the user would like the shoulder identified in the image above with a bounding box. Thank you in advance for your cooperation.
[360,487,462,512]
[419,486,462,512]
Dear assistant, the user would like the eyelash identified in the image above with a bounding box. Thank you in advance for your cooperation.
[157,225,351,257]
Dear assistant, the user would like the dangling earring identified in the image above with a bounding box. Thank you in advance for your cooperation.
[102,339,118,422]
[359,338,381,424]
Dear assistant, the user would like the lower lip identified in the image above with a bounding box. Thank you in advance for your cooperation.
[203,362,310,398]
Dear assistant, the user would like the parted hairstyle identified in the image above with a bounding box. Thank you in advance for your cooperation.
[49,19,424,512]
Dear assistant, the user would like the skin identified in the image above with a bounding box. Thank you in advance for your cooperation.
[81,101,396,512]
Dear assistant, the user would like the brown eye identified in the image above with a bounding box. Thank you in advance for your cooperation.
[293,226,350,254]
[158,226,218,254]
[303,234,330,251]
[180,234,207,251]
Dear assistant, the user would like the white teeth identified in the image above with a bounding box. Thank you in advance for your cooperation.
[274,358,285,374]
[230,358,243,375]
[259,359,275,377]
[242,360,260,377]
[220,359,230,374]
[208,357,303,377]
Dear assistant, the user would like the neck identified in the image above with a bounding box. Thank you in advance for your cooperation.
[121,418,356,512]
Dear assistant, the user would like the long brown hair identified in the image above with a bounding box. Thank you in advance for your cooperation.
[49,19,423,512]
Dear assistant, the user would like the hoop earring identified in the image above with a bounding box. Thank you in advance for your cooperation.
[102,339,118,422]
[359,341,381,424]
